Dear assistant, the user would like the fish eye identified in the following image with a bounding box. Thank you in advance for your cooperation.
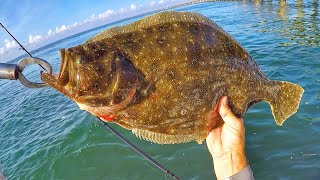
[191,25,199,33]
[92,82,99,89]
[95,66,101,72]
[77,57,83,64]
[76,55,90,64]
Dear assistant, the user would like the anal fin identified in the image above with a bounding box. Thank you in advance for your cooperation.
[132,128,205,144]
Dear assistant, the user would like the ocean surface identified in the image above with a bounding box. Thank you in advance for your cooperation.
[0,1,319,179]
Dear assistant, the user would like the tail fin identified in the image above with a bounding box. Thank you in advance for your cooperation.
[268,81,304,125]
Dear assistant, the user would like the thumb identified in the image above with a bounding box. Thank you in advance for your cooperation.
[218,96,240,127]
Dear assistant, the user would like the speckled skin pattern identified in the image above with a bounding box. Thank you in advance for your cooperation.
[42,11,304,144]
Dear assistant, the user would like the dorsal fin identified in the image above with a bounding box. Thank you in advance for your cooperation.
[86,11,235,44]
[132,128,205,144]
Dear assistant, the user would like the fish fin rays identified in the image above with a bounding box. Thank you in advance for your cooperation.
[86,11,235,44]
[132,128,205,144]
[268,81,304,125]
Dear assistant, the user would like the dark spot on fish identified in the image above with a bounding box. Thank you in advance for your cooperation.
[190,24,200,34]
[224,42,233,50]
[70,46,86,59]
[87,43,97,49]
[157,37,165,45]
[93,49,106,58]
[190,59,199,68]
[77,55,90,64]
[96,41,106,48]
[158,25,167,32]
[146,27,153,34]
[205,33,215,46]
[125,40,134,47]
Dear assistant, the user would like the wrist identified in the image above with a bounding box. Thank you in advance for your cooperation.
[212,150,248,180]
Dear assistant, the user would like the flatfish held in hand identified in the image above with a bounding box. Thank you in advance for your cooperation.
[42,11,304,144]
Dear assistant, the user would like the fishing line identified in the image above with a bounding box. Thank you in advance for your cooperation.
[96,117,180,180]
[95,120,169,179]
[0,23,46,70]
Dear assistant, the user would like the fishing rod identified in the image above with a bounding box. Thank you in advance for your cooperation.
[0,23,32,57]
[0,23,180,179]
[0,23,46,71]
[97,117,180,180]
[0,23,51,88]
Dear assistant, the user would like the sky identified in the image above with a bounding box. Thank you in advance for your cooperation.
[0,0,190,62]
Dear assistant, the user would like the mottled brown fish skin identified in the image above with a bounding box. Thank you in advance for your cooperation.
[42,11,304,144]
[109,22,272,141]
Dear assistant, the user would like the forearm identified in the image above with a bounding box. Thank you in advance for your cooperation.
[212,150,248,180]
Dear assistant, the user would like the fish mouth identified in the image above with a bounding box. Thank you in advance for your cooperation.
[41,72,74,99]
[55,48,78,89]
[57,48,70,86]
[41,48,76,99]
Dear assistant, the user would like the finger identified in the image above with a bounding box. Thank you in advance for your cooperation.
[218,96,240,126]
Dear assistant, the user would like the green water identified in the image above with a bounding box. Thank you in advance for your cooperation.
[0,1,319,179]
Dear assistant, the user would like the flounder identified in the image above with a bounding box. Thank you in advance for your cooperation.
[42,11,304,144]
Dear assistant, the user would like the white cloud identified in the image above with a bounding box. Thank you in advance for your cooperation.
[98,9,114,18]
[130,4,137,11]
[55,25,70,33]
[150,1,156,6]
[48,29,53,36]
[4,39,17,49]
[51,23,80,35]
[158,0,165,4]
[84,14,96,23]
[29,34,43,44]
[0,39,18,55]
[0,47,4,54]
[119,8,126,13]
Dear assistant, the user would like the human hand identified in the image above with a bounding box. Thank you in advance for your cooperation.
[206,96,248,180]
